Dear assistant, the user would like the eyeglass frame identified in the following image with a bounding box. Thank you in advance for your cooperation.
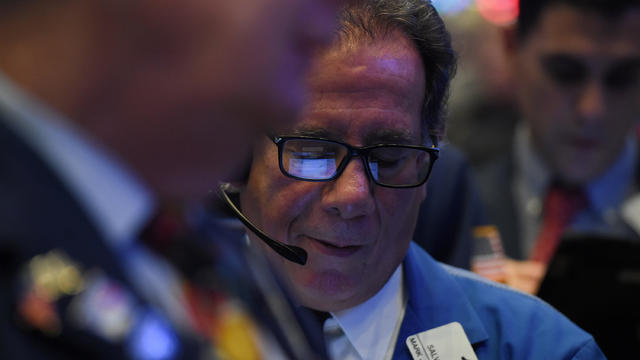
[270,135,440,189]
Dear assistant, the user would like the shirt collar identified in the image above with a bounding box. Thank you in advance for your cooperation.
[0,71,154,248]
[514,123,550,201]
[328,264,405,359]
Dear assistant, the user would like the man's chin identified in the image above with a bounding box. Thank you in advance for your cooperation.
[555,164,604,186]
[291,270,359,310]
[552,150,610,185]
[295,289,354,313]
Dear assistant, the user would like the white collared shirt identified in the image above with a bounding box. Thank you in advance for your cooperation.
[324,264,406,360]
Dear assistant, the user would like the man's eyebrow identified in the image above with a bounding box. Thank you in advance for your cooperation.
[286,127,420,144]
[364,129,418,145]
[289,127,337,139]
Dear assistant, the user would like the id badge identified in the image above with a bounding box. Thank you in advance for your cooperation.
[406,322,478,360]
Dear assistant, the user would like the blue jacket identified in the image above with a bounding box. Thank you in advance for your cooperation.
[392,243,606,359]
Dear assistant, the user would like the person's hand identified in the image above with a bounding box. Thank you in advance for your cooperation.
[503,259,547,294]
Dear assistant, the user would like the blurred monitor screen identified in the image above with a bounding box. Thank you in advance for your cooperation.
[538,234,640,359]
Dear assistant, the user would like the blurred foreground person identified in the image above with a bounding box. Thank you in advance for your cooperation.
[0,0,343,358]
[232,0,605,358]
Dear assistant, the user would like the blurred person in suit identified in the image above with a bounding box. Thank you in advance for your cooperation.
[233,0,605,358]
[473,0,640,294]
[470,1,640,355]
[0,0,343,358]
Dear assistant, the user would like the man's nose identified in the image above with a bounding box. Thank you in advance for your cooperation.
[322,158,375,220]
[576,81,606,124]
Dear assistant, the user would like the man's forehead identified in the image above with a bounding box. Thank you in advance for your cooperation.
[300,82,424,143]
[295,36,425,144]
[530,12,640,77]
[530,4,640,55]
[308,31,425,94]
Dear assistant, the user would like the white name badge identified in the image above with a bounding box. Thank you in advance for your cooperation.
[406,322,478,360]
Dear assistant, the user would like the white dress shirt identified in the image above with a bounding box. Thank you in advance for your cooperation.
[324,264,406,360]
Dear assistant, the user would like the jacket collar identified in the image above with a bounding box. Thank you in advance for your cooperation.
[394,243,488,358]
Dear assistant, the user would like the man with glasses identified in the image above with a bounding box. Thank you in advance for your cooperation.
[237,0,604,358]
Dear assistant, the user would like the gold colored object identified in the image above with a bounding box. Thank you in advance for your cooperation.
[213,301,262,360]
[26,250,85,301]
[18,250,86,335]
[471,225,507,283]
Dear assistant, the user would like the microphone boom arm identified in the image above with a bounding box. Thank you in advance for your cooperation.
[217,183,308,265]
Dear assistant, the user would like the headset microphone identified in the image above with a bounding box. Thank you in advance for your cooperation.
[217,183,308,265]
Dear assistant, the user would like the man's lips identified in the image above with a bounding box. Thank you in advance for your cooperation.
[300,235,363,257]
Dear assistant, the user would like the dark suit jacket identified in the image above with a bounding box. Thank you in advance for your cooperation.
[0,111,329,359]
[412,145,489,269]
[0,111,145,358]
[470,153,522,258]
[473,140,640,357]
[473,147,640,260]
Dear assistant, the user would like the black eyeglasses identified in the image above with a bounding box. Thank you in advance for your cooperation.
[271,135,439,188]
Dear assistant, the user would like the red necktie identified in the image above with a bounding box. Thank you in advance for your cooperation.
[530,183,588,264]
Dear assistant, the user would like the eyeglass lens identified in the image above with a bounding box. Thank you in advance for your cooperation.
[280,138,432,186]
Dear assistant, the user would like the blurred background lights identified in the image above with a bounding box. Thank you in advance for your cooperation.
[128,310,178,360]
[433,0,473,15]
[434,0,519,26]
[476,0,519,25]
